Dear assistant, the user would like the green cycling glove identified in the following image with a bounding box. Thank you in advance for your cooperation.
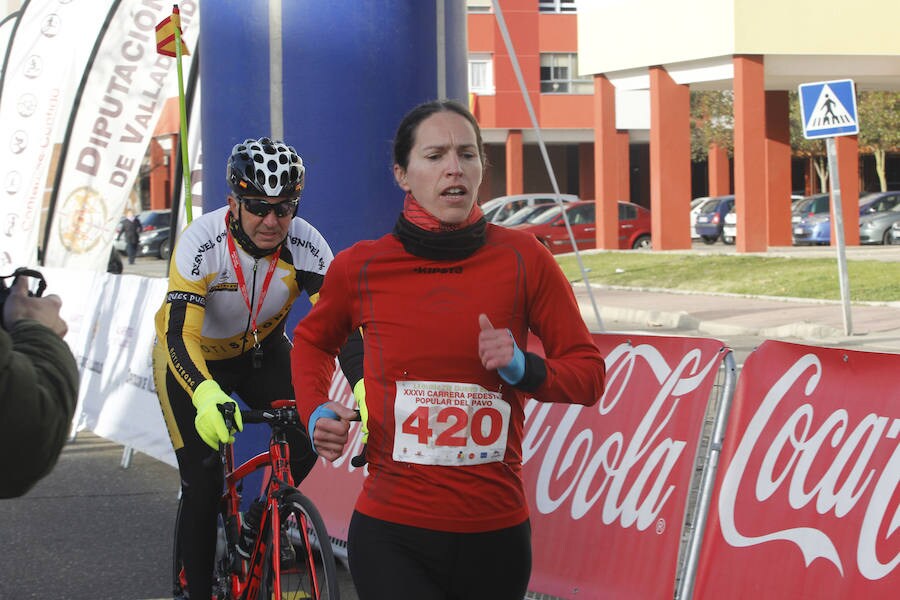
[192,380,243,449]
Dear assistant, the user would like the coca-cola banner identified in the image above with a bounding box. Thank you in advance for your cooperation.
[299,333,727,599]
[524,333,725,599]
[693,340,900,599]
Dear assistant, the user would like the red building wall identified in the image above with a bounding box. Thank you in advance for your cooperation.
[469,5,590,131]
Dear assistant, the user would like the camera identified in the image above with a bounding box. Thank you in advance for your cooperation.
[0,267,47,330]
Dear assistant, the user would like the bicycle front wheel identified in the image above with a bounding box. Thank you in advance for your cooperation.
[260,491,341,600]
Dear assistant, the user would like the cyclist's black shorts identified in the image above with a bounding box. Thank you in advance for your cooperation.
[347,510,531,600]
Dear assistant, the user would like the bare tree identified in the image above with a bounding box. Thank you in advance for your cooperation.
[857,91,900,191]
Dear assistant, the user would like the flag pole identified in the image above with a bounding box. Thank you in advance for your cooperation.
[172,4,193,223]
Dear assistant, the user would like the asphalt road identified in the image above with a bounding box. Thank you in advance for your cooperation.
[0,432,360,600]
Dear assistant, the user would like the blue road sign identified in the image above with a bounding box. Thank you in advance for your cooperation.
[798,79,859,140]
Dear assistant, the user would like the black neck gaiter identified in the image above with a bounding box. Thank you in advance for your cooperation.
[392,214,487,261]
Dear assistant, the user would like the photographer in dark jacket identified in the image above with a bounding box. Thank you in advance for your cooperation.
[0,274,79,498]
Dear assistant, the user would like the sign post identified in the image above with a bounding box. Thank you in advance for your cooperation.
[798,79,859,336]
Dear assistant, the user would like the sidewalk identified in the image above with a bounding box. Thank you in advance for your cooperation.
[573,283,900,354]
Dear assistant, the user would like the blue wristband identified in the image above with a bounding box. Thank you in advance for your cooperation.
[497,334,526,385]
[307,403,339,456]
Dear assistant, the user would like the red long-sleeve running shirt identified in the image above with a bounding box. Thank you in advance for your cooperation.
[291,223,605,533]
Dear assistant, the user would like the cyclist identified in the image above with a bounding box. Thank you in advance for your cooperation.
[290,100,606,599]
[152,137,363,599]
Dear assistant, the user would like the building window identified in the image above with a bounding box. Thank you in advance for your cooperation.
[467,0,492,13]
[539,0,577,13]
[540,53,592,94]
[468,54,495,95]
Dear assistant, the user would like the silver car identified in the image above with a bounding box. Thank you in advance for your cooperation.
[480,193,578,224]
[859,192,900,245]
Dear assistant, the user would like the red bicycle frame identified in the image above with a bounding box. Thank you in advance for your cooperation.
[220,400,308,600]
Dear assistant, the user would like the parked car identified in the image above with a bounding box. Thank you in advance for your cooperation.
[690,197,717,240]
[693,195,734,244]
[891,220,900,244]
[721,209,737,245]
[720,194,803,244]
[115,209,173,259]
[858,192,900,244]
[791,193,830,224]
[793,192,900,246]
[511,200,651,253]
[498,203,561,227]
[480,193,578,224]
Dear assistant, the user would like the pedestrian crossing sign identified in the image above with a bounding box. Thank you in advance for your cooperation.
[798,79,859,139]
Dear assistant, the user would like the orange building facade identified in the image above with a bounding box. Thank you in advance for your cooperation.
[468,0,602,205]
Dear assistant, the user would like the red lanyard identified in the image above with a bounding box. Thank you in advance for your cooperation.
[225,226,280,348]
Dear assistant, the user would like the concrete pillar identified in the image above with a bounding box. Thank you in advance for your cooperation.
[617,130,631,202]
[505,130,524,196]
[765,91,792,246]
[578,143,594,200]
[835,135,860,245]
[649,66,691,250]
[593,74,619,249]
[708,143,730,196]
[733,55,767,252]
[148,138,169,210]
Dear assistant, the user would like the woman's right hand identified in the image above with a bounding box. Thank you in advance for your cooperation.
[312,401,359,461]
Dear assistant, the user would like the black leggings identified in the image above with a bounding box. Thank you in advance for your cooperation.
[158,334,316,600]
[347,511,532,600]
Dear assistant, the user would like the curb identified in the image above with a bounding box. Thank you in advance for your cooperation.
[576,282,900,309]
[580,299,846,343]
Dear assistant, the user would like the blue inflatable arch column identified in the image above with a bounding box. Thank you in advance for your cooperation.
[199,2,468,466]
[200,1,468,251]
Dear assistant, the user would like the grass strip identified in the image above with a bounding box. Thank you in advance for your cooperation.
[555,252,900,303]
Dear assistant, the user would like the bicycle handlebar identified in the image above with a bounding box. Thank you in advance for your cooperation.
[217,402,302,431]
[217,402,370,466]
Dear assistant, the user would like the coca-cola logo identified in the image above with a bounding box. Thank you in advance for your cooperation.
[523,341,720,529]
[719,352,900,581]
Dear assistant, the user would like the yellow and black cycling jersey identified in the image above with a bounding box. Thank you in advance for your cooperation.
[155,205,332,397]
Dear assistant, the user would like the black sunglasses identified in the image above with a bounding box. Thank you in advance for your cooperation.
[239,196,299,218]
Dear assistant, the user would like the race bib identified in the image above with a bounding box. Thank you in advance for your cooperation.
[393,381,511,466]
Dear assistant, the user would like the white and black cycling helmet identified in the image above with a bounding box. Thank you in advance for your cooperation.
[226,137,305,199]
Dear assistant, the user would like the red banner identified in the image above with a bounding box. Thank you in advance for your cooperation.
[524,333,725,599]
[694,340,900,599]
[299,333,726,598]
